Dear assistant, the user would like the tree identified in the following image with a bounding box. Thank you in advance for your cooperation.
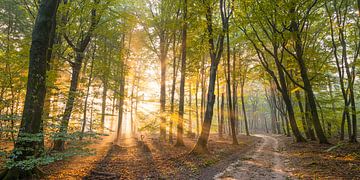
[191,0,233,154]
[145,0,178,141]
[236,0,306,142]
[80,42,96,138]
[0,0,60,178]
[224,10,238,145]
[239,58,250,136]
[285,0,328,143]
[325,0,359,142]
[175,0,188,147]
[53,0,102,151]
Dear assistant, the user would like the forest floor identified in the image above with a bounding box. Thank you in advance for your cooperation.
[278,136,360,179]
[42,134,260,179]
[2,132,359,179]
[214,134,360,180]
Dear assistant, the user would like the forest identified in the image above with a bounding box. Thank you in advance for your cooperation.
[0,0,359,179]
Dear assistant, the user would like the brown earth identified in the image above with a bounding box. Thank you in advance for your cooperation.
[278,136,360,179]
[42,134,259,179]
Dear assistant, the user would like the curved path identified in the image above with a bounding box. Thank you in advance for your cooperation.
[214,134,290,180]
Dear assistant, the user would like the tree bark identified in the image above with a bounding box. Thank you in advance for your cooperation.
[220,93,225,137]
[295,90,310,139]
[53,0,101,151]
[225,29,238,145]
[195,75,200,136]
[289,8,328,143]
[169,32,179,143]
[190,0,229,154]
[81,44,96,138]
[240,81,250,136]
[1,0,60,179]
[217,76,221,137]
[175,0,187,147]
[159,33,167,141]
[116,35,126,141]
[188,83,192,135]
[101,78,108,132]
[53,52,83,151]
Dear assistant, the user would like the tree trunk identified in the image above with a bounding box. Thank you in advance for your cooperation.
[220,93,225,137]
[116,35,126,141]
[274,54,305,142]
[195,76,200,136]
[290,8,328,144]
[295,90,310,139]
[232,50,239,135]
[169,33,178,143]
[240,82,250,136]
[190,0,230,154]
[305,96,316,140]
[81,45,96,138]
[200,57,205,127]
[225,30,238,145]
[101,79,108,132]
[1,0,60,179]
[159,32,167,141]
[217,76,221,137]
[53,52,84,151]
[175,0,187,147]
[188,83,192,135]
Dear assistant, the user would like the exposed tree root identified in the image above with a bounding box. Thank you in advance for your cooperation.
[189,144,210,155]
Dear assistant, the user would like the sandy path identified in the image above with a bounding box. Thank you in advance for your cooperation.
[214,134,290,180]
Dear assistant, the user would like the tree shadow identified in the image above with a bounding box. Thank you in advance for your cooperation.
[83,137,161,180]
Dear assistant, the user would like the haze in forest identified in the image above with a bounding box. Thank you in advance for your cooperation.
[0,0,359,179]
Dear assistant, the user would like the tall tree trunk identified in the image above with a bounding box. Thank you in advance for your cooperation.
[290,7,328,144]
[220,93,225,137]
[175,0,187,147]
[188,83,192,135]
[116,35,126,141]
[81,44,96,138]
[190,0,231,154]
[169,33,178,143]
[217,76,221,137]
[195,75,200,136]
[225,29,238,145]
[159,34,167,141]
[1,0,60,179]
[274,54,305,142]
[101,79,108,132]
[134,76,140,134]
[327,76,335,137]
[279,99,290,137]
[200,57,205,127]
[305,96,316,140]
[232,52,238,135]
[53,0,101,150]
[266,85,277,134]
[53,52,84,151]
[240,82,249,136]
[295,90,310,139]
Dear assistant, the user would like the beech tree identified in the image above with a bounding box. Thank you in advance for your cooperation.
[0,0,60,178]
[191,0,233,154]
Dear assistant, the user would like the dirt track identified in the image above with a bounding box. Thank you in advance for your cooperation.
[214,134,291,180]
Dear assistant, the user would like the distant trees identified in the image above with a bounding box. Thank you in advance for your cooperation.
[325,0,359,143]
[144,0,179,141]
